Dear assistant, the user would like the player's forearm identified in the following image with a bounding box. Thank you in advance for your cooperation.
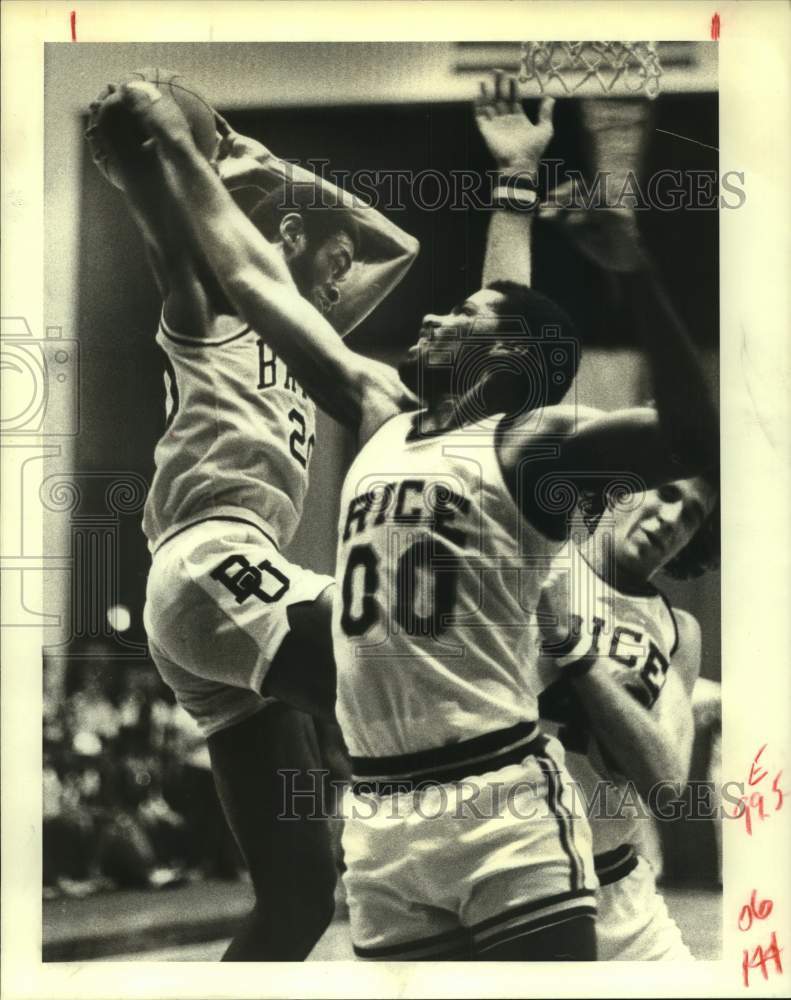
[157,134,293,287]
[228,272,370,425]
[623,266,718,472]
[482,211,534,287]
[572,663,689,795]
[293,165,419,335]
[249,155,419,335]
[262,156,419,261]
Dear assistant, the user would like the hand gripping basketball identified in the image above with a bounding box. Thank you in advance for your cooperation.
[86,70,219,190]
[116,81,194,142]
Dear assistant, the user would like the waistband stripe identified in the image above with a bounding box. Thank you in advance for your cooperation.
[350,721,542,791]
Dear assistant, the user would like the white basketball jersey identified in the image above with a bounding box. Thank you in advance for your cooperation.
[333,410,563,759]
[142,315,316,552]
[537,538,679,853]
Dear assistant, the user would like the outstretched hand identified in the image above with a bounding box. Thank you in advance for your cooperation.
[474,69,555,174]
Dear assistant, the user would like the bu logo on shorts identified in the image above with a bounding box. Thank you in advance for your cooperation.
[210,554,290,605]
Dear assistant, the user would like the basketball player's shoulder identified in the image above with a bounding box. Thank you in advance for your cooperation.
[495,403,605,467]
[535,403,606,432]
[357,404,414,457]
[513,403,605,438]
[672,607,701,655]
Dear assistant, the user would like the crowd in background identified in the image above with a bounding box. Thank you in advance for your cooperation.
[43,656,241,898]
[43,654,721,899]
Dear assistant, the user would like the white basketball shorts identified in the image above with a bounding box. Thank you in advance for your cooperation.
[341,726,597,960]
[595,845,693,961]
[144,518,333,737]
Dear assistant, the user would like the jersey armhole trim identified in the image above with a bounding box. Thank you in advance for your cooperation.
[160,310,251,347]
[656,589,680,657]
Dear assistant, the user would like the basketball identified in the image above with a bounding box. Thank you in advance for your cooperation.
[88,68,218,190]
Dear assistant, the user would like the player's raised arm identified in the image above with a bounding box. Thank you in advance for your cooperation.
[501,271,718,539]
[85,85,220,335]
[212,111,420,337]
[113,81,413,437]
[474,72,554,287]
[500,100,718,541]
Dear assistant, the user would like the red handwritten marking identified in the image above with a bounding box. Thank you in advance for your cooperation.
[772,769,784,809]
[749,744,767,786]
[70,10,76,42]
[742,931,783,987]
[711,12,720,40]
[738,890,774,932]
[730,745,785,835]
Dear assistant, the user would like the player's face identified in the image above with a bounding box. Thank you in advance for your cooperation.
[303,230,355,316]
[611,476,717,582]
[398,288,511,394]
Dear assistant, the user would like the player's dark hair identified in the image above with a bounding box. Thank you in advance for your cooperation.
[485,280,581,407]
[249,182,361,257]
[662,470,721,580]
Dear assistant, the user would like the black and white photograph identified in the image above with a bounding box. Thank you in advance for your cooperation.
[2,3,790,998]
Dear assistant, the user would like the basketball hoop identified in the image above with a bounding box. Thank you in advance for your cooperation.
[520,41,663,99]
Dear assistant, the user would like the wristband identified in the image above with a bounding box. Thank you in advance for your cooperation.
[493,170,539,211]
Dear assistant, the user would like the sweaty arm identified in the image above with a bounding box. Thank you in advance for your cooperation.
[569,610,702,798]
[118,82,412,438]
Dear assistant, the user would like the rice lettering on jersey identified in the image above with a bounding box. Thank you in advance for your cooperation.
[536,540,679,854]
[332,411,564,759]
[143,318,316,552]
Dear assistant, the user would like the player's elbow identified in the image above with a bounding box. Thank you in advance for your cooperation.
[401,233,421,261]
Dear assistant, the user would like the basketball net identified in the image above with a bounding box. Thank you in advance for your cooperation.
[520,41,662,99]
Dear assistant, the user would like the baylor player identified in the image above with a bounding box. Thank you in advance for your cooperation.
[114,72,717,961]
[87,82,418,960]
